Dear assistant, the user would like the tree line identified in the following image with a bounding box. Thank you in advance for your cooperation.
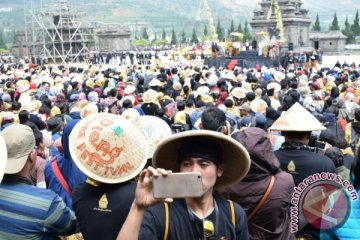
[132,18,253,47]
[313,9,360,44]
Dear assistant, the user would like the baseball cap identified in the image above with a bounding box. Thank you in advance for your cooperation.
[0,133,7,182]
[2,124,35,174]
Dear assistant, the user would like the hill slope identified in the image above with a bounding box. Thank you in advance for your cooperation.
[0,0,358,35]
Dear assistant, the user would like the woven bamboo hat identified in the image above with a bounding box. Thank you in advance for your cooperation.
[269,102,326,131]
[134,116,172,159]
[250,99,268,113]
[142,89,158,103]
[121,108,140,123]
[152,130,251,188]
[69,113,147,184]
[80,103,99,119]
[231,87,246,99]
[124,84,136,95]
[267,82,281,92]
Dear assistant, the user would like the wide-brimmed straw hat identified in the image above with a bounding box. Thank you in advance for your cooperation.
[273,71,285,82]
[231,87,246,99]
[142,89,158,103]
[148,78,163,87]
[16,80,30,93]
[69,113,147,184]
[152,130,251,188]
[121,108,140,123]
[173,82,182,91]
[250,99,268,113]
[119,95,136,107]
[196,86,210,96]
[80,103,99,119]
[0,133,7,183]
[267,82,281,92]
[269,102,326,131]
[224,72,236,81]
[124,84,136,95]
[134,116,172,159]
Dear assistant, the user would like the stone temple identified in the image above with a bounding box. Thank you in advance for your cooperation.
[250,0,346,53]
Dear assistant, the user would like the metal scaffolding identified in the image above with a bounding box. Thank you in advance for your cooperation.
[24,0,95,64]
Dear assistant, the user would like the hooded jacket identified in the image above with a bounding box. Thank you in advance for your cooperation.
[45,119,87,209]
[220,128,295,240]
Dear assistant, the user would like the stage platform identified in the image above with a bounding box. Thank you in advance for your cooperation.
[204,51,281,70]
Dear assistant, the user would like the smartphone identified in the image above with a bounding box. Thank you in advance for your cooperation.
[316,141,326,150]
[153,172,203,199]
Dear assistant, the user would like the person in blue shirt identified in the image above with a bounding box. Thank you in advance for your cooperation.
[0,124,76,239]
[320,148,360,239]
[45,119,87,209]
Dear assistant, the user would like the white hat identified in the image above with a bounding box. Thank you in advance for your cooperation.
[134,116,172,159]
[250,99,268,113]
[196,86,210,96]
[124,84,136,95]
[119,95,136,107]
[121,108,140,123]
[269,102,326,131]
[69,113,147,184]
[231,87,246,99]
[267,82,281,92]
[148,78,163,87]
[142,89,158,103]
[273,71,285,82]
[80,103,99,119]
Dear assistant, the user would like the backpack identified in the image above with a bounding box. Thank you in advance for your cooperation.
[350,125,360,151]
[107,100,118,113]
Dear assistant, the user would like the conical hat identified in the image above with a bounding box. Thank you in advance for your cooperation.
[148,78,163,87]
[69,113,147,184]
[269,102,326,131]
[134,116,172,159]
[0,133,7,183]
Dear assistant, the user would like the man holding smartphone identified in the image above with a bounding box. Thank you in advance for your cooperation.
[118,130,251,240]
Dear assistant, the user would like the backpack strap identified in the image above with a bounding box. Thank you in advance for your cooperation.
[163,202,169,240]
[51,157,72,196]
[107,100,119,113]
[227,200,236,228]
[247,175,275,222]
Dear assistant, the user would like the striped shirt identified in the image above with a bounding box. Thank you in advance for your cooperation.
[0,175,76,239]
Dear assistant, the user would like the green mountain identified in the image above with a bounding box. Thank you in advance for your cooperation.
[0,0,358,37]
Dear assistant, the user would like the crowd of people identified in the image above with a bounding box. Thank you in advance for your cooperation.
[0,53,360,239]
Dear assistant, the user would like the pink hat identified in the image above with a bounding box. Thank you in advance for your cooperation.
[78,92,86,101]
[2,112,15,121]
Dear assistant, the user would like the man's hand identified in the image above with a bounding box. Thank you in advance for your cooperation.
[134,166,173,210]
